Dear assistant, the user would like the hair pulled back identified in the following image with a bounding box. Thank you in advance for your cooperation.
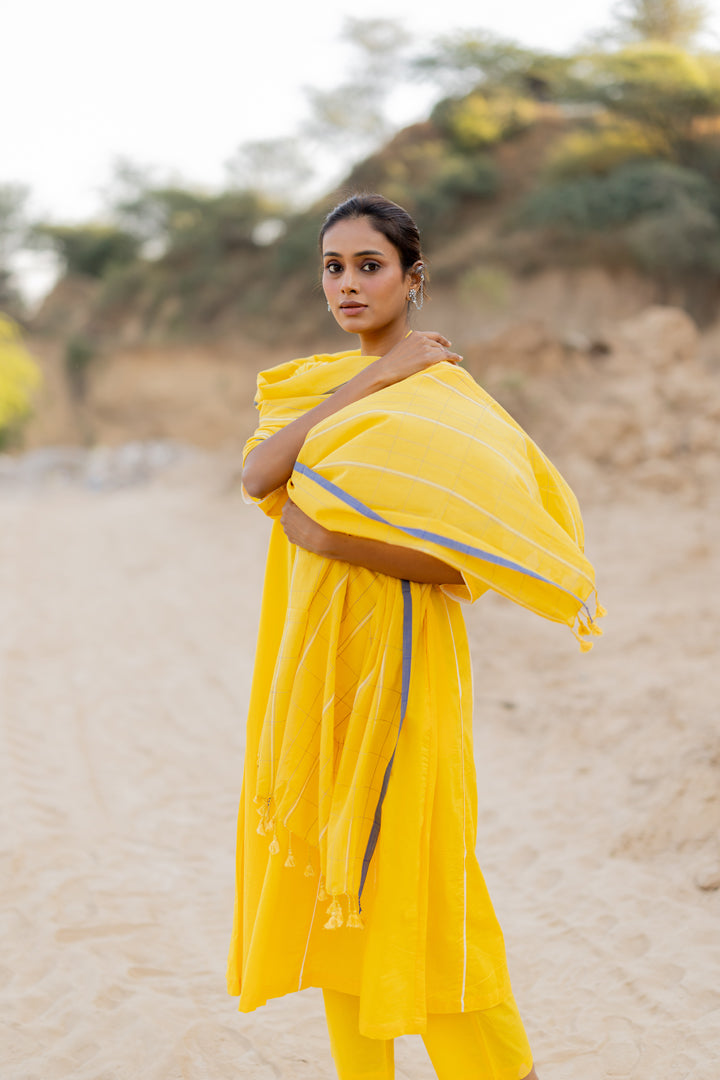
[319,193,425,275]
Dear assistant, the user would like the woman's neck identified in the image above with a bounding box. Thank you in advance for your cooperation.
[358,321,411,357]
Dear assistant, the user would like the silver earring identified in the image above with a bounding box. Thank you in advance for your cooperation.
[409,268,424,310]
[327,302,331,311]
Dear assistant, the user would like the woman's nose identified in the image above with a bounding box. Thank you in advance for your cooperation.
[340,271,358,293]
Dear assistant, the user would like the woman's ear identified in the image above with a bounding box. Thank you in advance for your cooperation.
[409,261,424,287]
[407,262,425,310]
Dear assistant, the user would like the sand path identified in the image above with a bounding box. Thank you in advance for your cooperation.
[1,454,718,1079]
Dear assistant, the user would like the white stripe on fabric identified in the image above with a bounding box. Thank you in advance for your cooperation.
[344,643,390,885]
[267,555,301,786]
[303,409,535,496]
[323,461,595,590]
[298,875,322,992]
[443,596,468,1009]
[423,372,581,546]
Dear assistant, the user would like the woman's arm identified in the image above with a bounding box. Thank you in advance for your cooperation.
[280,500,463,586]
[242,332,461,500]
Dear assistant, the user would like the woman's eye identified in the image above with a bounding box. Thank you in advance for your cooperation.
[325,262,342,273]
[362,261,381,272]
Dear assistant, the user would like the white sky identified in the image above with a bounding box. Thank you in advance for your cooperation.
[4,0,720,297]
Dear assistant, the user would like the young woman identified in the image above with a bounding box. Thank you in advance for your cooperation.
[228,193,600,1079]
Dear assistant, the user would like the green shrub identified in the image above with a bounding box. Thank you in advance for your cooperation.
[515,160,718,231]
[272,210,326,275]
[567,43,720,161]
[627,201,720,273]
[546,121,662,179]
[32,224,140,278]
[0,314,42,447]
[433,92,537,150]
[413,154,499,230]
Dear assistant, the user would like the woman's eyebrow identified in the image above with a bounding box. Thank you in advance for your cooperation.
[323,249,386,258]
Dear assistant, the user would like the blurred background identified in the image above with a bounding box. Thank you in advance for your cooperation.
[3,6,720,1078]
[2,0,720,470]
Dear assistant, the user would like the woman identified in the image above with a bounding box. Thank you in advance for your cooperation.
[227,193,601,1079]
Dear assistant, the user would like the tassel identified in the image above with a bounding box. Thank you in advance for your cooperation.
[268,823,280,856]
[573,630,593,652]
[284,834,296,868]
[318,876,329,902]
[304,862,315,878]
[324,898,344,930]
[589,621,603,637]
[578,622,591,636]
[596,601,607,618]
[347,897,364,929]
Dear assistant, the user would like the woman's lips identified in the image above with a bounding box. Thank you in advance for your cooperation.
[339,303,367,315]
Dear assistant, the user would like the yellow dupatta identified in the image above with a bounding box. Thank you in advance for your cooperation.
[245,350,603,928]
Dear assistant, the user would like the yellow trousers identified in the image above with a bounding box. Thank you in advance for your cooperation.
[323,988,534,1080]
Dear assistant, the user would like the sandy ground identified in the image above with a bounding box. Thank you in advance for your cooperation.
[1,450,719,1080]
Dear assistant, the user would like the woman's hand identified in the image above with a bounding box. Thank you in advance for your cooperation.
[243,332,462,502]
[281,499,335,556]
[281,497,463,584]
[373,331,463,387]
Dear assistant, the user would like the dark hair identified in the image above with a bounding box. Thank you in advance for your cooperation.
[319,193,425,275]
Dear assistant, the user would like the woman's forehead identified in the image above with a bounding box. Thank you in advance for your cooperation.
[322,217,394,257]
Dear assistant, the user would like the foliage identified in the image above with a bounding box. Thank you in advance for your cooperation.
[567,43,720,160]
[412,154,499,229]
[225,138,313,205]
[0,184,31,312]
[0,314,42,447]
[31,224,140,278]
[0,183,30,264]
[546,121,662,178]
[626,198,720,272]
[272,210,326,275]
[610,0,710,47]
[302,18,410,150]
[111,185,283,262]
[411,30,572,99]
[345,136,500,236]
[515,159,720,275]
[432,92,537,150]
[517,159,718,229]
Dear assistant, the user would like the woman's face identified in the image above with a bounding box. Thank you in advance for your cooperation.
[321,216,414,337]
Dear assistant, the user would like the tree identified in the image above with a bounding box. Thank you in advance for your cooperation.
[611,0,710,47]
[225,138,313,205]
[302,17,410,148]
[0,184,31,313]
[100,157,167,248]
[30,223,140,278]
[411,30,572,99]
[567,43,720,162]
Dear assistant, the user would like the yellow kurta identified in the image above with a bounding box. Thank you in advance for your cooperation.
[227,520,513,1038]
[227,349,598,1039]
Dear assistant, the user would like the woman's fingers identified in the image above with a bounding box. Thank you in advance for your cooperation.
[417,331,451,347]
[413,331,462,364]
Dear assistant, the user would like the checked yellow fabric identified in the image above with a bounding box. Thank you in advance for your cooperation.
[228,348,600,1038]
